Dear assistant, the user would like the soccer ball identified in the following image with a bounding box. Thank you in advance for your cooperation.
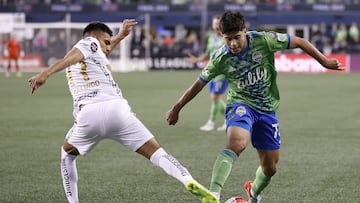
[224,196,248,203]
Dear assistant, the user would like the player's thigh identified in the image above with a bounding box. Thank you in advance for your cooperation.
[107,108,154,151]
[226,103,254,154]
[251,112,280,151]
[226,126,250,155]
[65,103,103,155]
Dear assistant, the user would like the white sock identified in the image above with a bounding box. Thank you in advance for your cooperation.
[150,148,193,185]
[61,147,79,203]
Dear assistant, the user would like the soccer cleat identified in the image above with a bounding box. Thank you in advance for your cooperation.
[216,122,226,131]
[5,72,10,78]
[224,196,248,203]
[185,180,219,203]
[16,72,22,78]
[200,120,215,131]
[244,181,261,203]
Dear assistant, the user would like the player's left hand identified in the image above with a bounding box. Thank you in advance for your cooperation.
[28,72,48,94]
[323,58,344,71]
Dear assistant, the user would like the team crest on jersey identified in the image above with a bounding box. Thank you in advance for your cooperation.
[236,106,246,117]
[268,31,277,39]
[90,42,98,52]
[252,52,262,63]
[202,68,210,77]
[277,33,287,42]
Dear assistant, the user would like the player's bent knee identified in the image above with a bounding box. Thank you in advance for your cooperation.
[263,165,277,177]
[136,138,161,160]
[62,141,80,156]
[227,142,247,156]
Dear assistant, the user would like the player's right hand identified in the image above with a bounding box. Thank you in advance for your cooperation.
[28,72,48,94]
[166,109,179,125]
[185,52,198,64]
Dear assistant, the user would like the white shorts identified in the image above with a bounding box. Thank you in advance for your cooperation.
[65,99,154,155]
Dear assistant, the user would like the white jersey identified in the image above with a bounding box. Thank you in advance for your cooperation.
[63,37,154,155]
[65,36,123,109]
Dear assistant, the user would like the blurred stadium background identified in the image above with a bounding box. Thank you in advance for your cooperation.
[0,0,360,72]
[1,1,360,203]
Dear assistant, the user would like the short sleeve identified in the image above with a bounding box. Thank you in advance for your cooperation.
[74,37,100,59]
[199,60,219,82]
[265,31,290,52]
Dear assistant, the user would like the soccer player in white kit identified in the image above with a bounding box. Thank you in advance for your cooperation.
[28,20,219,203]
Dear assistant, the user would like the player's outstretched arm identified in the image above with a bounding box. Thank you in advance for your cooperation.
[289,36,343,71]
[110,19,137,51]
[28,48,84,94]
[166,79,207,125]
[185,52,209,64]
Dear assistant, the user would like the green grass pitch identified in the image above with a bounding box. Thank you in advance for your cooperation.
[0,71,359,203]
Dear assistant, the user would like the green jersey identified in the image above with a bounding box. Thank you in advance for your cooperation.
[205,31,225,81]
[206,31,223,54]
[200,31,290,112]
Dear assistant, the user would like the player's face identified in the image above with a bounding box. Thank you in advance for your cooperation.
[222,30,247,54]
[97,32,112,55]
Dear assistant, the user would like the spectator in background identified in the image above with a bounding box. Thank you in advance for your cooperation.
[5,34,22,78]
[334,23,348,53]
[33,29,47,52]
[24,27,34,54]
[310,30,324,53]
[348,21,360,53]
[348,22,359,44]
[330,22,338,43]
[173,24,188,54]
[131,24,146,57]
[183,30,200,55]
[0,34,5,70]
[322,38,333,55]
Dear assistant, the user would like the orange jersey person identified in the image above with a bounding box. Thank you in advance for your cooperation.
[5,36,21,77]
[7,38,21,59]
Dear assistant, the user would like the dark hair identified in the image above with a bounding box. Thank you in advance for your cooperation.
[219,11,246,34]
[83,21,113,37]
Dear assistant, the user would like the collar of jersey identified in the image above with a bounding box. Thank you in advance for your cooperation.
[225,35,250,59]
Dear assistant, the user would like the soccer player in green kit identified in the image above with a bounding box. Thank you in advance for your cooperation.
[186,15,228,131]
[166,11,343,203]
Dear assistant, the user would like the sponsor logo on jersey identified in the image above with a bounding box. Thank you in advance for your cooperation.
[236,106,246,116]
[252,52,262,63]
[237,67,268,89]
[90,42,98,52]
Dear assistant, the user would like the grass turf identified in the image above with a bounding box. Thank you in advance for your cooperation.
[0,71,359,203]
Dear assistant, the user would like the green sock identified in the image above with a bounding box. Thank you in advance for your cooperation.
[209,100,219,121]
[218,99,226,116]
[209,100,226,121]
[252,166,272,195]
[210,149,237,192]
